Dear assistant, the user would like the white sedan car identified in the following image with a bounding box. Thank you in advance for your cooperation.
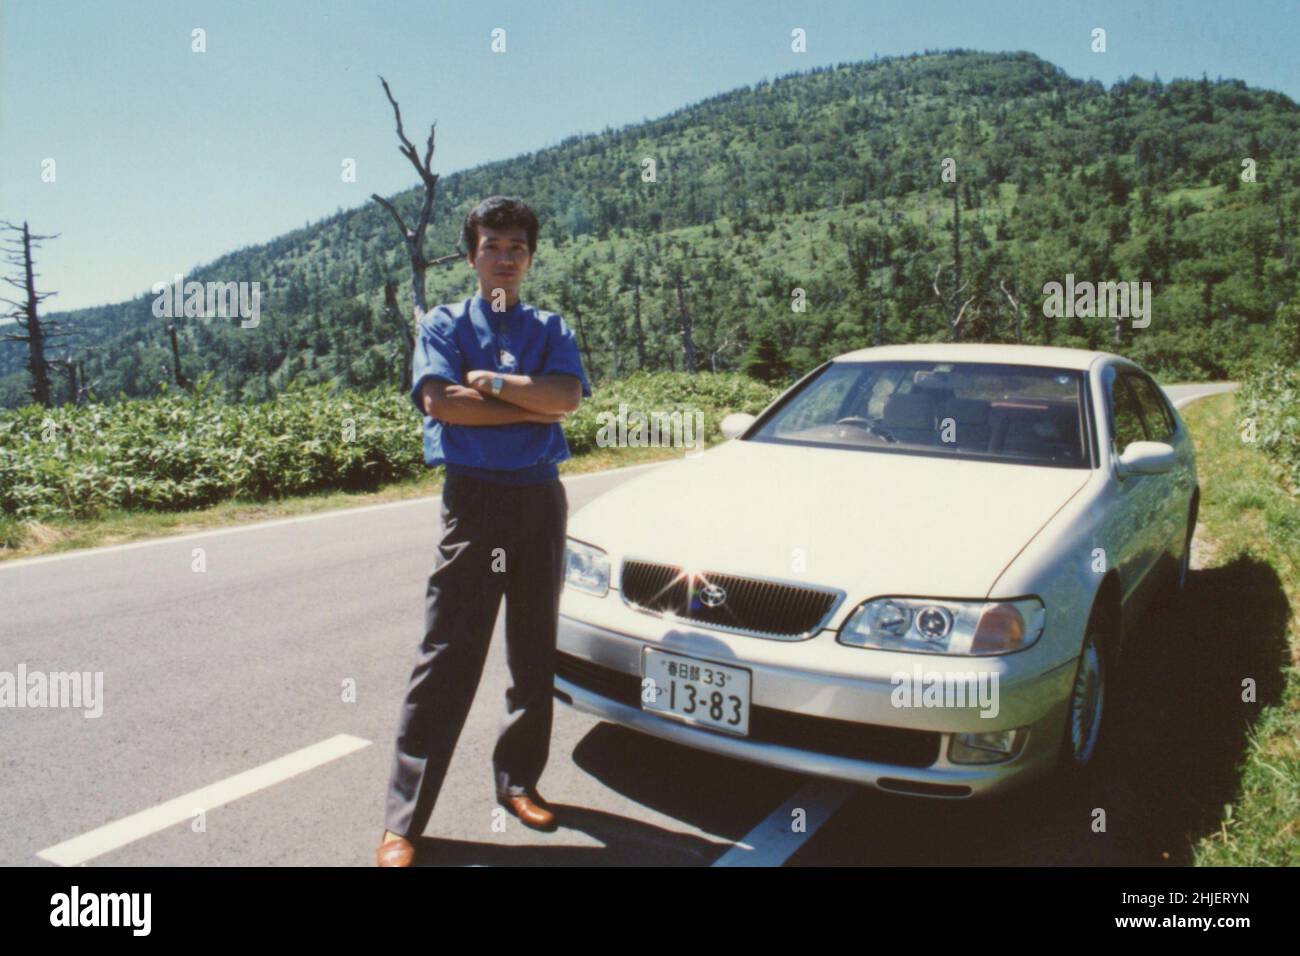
[555,344,1198,798]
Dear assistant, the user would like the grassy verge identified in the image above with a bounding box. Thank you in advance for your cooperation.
[0,440,706,563]
[1181,393,1300,865]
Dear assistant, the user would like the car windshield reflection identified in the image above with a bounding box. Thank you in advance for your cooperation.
[749,361,1089,468]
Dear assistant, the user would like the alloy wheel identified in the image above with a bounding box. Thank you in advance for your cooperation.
[1068,631,1106,766]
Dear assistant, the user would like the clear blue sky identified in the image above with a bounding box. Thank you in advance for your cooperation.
[2,0,1297,312]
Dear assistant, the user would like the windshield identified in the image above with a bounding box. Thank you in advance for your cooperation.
[749,361,1090,468]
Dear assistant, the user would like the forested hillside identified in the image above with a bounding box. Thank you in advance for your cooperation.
[4,49,1298,409]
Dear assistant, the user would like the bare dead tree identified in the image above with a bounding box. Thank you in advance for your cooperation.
[709,330,736,372]
[77,357,101,404]
[370,77,463,383]
[166,323,192,389]
[927,183,976,341]
[949,185,963,332]
[67,343,104,404]
[933,262,975,341]
[671,266,696,374]
[954,296,980,339]
[382,280,415,389]
[57,352,78,405]
[999,279,1024,343]
[1,220,67,407]
[52,342,102,405]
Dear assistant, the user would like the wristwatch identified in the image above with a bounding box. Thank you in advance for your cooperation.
[490,374,504,397]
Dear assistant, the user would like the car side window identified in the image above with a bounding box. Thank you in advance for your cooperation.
[1126,374,1175,443]
[1108,374,1147,451]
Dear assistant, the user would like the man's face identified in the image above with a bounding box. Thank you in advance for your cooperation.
[468,224,532,304]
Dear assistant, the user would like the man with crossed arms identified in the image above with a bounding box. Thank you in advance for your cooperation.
[379,196,592,867]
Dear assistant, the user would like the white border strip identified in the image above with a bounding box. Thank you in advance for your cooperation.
[36,733,371,866]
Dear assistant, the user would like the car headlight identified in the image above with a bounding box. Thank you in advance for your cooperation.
[838,596,1044,655]
[564,539,610,596]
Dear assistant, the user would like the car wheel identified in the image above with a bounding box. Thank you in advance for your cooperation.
[1057,612,1110,779]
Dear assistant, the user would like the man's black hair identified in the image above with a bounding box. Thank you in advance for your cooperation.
[462,196,539,262]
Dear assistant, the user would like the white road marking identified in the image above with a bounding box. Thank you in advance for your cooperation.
[711,779,852,867]
[0,459,671,571]
[35,734,371,866]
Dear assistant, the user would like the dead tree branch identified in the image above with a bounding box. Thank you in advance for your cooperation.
[1,220,67,406]
[999,279,1024,343]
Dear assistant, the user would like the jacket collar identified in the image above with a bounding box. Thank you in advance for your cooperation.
[468,295,525,354]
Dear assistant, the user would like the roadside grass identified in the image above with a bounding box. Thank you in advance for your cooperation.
[0,440,709,562]
[1177,393,1300,865]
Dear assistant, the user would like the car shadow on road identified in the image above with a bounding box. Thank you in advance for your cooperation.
[404,789,737,866]
[781,556,1292,865]
[510,557,1289,866]
[1093,553,1292,863]
[402,722,805,865]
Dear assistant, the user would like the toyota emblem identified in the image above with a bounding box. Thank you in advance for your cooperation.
[700,583,727,607]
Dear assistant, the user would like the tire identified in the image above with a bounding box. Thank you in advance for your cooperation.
[1056,606,1112,781]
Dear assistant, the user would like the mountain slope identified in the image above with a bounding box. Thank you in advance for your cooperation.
[3,49,1298,408]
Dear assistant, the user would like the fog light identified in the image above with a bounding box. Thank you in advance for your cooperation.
[949,729,1025,765]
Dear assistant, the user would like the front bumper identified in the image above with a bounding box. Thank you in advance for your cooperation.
[555,597,1077,799]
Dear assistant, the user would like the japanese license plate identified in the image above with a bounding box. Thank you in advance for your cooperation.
[640,648,751,736]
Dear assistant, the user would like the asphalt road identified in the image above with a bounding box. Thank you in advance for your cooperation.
[0,382,1236,867]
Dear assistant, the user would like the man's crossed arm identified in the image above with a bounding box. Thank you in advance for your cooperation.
[418,371,582,426]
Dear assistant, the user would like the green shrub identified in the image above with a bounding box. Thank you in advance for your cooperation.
[563,371,780,456]
[0,372,782,521]
[1238,362,1300,491]
[0,376,426,520]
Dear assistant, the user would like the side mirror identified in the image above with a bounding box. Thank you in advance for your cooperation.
[1116,440,1176,477]
[720,412,756,440]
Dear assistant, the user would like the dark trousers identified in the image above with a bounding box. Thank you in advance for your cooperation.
[384,471,568,838]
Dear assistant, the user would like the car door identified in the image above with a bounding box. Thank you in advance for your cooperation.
[1125,371,1191,570]
[1104,368,1163,617]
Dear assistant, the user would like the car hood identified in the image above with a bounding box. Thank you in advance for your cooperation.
[568,439,1090,600]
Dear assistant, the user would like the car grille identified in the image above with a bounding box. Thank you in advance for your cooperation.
[619,559,841,638]
[554,653,940,768]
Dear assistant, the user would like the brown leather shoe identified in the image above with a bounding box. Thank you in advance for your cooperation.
[498,791,557,831]
[376,834,415,867]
